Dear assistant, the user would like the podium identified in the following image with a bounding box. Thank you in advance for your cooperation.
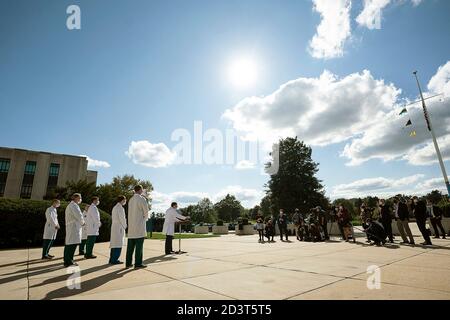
[175,219,191,254]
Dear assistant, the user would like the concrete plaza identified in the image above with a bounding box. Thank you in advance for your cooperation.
[1,227,450,300]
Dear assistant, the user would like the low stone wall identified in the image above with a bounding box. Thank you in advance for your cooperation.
[212,225,229,235]
[194,226,209,234]
[235,225,256,235]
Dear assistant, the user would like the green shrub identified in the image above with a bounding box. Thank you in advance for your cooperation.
[216,220,224,226]
[0,198,112,249]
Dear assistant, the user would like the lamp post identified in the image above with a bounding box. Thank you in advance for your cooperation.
[413,71,450,197]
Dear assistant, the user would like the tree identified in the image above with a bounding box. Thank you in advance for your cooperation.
[249,205,262,219]
[97,174,153,213]
[213,194,244,222]
[260,194,272,217]
[65,179,98,203]
[265,137,329,214]
[189,198,217,224]
[427,190,444,204]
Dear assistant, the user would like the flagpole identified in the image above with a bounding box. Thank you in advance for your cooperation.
[413,71,450,197]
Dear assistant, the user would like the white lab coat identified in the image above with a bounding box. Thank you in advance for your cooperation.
[110,203,127,248]
[86,204,101,236]
[81,210,88,240]
[162,207,187,236]
[127,193,149,239]
[65,201,84,245]
[43,206,59,240]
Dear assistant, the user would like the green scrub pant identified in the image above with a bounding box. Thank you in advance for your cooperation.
[126,238,144,267]
[64,244,78,266]
[85,235,97,257]
[79,239,87,255]
[42,239,54,258]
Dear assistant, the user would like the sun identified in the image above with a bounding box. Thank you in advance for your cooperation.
[227,57,258,88]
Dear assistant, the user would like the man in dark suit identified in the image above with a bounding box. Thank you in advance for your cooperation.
[277,209,289,241]
[427,199,447,239]
[412,196,432,246]
[379,199,394,243]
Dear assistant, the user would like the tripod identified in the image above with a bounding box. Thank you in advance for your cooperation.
[174,220,190,255]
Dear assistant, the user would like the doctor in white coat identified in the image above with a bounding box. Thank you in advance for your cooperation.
[64,193,85,267]
[42,199,60,259]
[126,185,150,269]
[85,197,102,259]
[163,202,190,255]
[79,204,89,256]
[109,195,127,264]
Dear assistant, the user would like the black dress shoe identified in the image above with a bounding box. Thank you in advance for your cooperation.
[42,255,52,260]
[134,264,147,269]
[84,255,97,259]
[64,262,79,267]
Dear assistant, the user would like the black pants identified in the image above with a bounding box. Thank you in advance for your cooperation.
[258,230,264,241]
[416,218,432,244]
[430,217,446,238]
[279,225,288,240]
[320,223,329,240]
[165,235,174,254]
[381,220,393,242]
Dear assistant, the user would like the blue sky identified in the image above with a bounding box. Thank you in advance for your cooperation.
[1,0,449,211]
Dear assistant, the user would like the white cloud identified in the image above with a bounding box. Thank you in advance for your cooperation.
[80,155,111,169]
[416,176,449,192]
[331,174,424,198]
[308,0,352,59]
[309,0,423,58]
[223,69,400,148]
[342,61,450,166]
[356,0,424,30]
[125,140,176,168]
[235,160,256,170]
[151,186,263,212]
[331,174,448,199]
[224,61,450,167]
[403,135,450,165]
[356,0,390,30]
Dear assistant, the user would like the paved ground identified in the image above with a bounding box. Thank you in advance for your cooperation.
[1,226,450,300]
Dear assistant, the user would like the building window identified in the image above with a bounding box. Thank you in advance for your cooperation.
[0,159,10,197]
[20,161,36,199]
[46,163,60,195]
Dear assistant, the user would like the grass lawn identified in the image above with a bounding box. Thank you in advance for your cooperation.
[147,232,221,240]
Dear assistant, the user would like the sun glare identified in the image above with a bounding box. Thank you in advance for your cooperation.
[227,57,258,88]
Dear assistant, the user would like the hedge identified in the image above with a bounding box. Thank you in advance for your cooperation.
[0,198,112,249]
